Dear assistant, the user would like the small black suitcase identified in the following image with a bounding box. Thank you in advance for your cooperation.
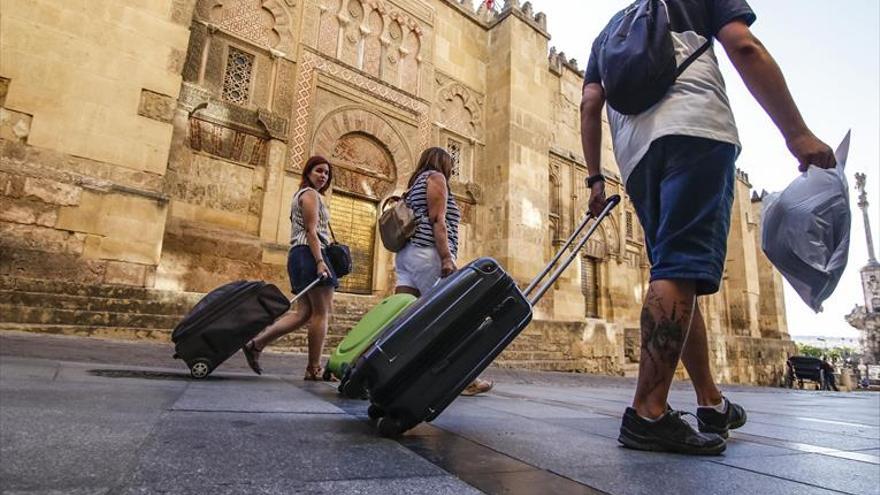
[172,278,320,378]
[343,195,621,436]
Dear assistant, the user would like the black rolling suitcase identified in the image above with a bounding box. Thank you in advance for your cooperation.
[342,195,621,436]
[172,278,321,378]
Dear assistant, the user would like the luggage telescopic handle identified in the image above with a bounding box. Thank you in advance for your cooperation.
[289,277,324,305]
[526,195,621,307]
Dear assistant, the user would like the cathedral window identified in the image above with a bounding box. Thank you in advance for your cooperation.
[582,256,600,318]
[222,46,255,105]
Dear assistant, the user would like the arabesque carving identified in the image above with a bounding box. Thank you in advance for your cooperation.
[202,0,295,51]
[435,76,484,140]
[288,50,429,175]
[316,0,423,94]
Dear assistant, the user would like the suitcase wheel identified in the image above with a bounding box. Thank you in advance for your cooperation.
[367,404,384,421]
[376,416,404,437]
[189,358,213,379]
[322,368,332,381]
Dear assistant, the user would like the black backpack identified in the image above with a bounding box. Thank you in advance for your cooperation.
[598,0,711,115]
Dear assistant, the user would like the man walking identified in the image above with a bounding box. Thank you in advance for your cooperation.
[580,0,836,455]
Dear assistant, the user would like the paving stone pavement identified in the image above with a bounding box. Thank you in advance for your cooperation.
[1,331,878,495]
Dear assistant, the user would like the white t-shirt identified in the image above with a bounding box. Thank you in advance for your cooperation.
[584,0,757,184]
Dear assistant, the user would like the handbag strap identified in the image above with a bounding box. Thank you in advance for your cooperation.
[381,195,403,212]
[675,39,712,77]
[327,222,338,245]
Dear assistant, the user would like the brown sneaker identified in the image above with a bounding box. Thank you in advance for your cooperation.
[460,378,494,396]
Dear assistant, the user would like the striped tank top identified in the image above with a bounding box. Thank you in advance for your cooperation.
[290,187,332,248]
[405,171,461,258]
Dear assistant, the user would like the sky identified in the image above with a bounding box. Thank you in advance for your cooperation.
[534,0,880,338]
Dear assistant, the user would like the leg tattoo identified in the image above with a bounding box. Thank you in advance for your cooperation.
[639,289,690,393]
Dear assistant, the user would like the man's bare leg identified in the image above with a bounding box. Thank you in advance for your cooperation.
[632,279,696,419]
[679,304,724,407]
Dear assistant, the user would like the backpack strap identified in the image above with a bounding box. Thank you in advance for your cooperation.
[675,39,712,77]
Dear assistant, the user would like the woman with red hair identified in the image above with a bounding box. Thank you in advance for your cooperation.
[243,156,339,380]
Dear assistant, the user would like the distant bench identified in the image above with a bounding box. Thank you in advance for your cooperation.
[785,356,828,390]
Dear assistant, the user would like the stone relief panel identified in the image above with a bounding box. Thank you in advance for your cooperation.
[339,0,365,67]
[400,28,421,95]
[382,20,403,86]
[312,0,424,95]
[317,0,343,56]
[189,118,269,167]
[201,0,295,52]
[435,75,484,141]
[273,59,297,117]
[330,133,396,198]
[310,106,410,199]
[363,9,384,77]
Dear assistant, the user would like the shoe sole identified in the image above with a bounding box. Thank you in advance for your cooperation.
[618,428,726,456]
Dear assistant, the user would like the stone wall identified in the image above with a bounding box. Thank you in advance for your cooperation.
[0,0,193,286]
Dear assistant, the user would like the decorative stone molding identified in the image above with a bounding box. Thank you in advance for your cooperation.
[434,73,484,141]
[287,49,429,174]
[199,0,295,51]
[309,106,410,199]
[316,0,424,94]
[179,82,289,140]
[188,118,269,166]
[257,109,289,139]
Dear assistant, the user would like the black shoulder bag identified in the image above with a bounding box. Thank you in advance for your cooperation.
[325,223,352,278]
[598,0,712,115]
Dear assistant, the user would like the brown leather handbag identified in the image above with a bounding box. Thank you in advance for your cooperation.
[378,193,417,252]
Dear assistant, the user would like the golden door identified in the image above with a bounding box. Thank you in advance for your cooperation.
[328,193,378,294]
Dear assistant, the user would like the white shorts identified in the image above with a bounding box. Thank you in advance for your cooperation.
[394,243,444,296]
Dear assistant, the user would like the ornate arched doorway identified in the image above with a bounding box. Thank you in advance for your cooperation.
[311,107,412,294]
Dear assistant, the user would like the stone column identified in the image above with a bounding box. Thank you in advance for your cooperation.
[723,172,761,338]
[481,7,552,298]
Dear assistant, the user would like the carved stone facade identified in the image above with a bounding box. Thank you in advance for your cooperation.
[0,0,794,385]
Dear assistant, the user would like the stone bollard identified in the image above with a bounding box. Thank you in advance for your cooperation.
[839,370,854,391]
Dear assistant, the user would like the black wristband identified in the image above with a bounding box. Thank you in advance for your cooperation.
[587,174,606,188]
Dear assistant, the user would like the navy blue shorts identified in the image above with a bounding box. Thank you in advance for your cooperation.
[626,135,737,296]
[288,245,339,294]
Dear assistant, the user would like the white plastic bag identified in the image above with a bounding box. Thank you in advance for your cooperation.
[761,132,852,312]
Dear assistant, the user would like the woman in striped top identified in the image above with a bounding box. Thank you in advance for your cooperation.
[395,147,460,296]
[394,147,493,396]
[243,156,339,381]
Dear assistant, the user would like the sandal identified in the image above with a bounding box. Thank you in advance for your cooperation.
[304,365,323,381]
[242,340,263,375]
[460,378,494,396]
[303,365,338,382]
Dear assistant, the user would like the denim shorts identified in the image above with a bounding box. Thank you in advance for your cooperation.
[288,245,339,294]
[625,135,737,296]
[394,243,443,296]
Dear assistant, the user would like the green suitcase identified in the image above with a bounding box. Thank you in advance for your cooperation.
[324,293,416,381]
